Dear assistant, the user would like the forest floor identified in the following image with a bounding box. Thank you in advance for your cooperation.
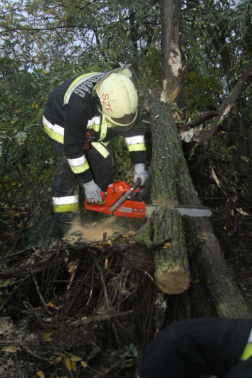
[0,159,252,378]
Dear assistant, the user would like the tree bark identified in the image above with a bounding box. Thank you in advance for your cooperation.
[136,92,252,317]
[160,0,185,116]
[136,93,193,294]
[186,217,252,318]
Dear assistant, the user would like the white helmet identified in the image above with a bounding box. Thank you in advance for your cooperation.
[96,69,138,131]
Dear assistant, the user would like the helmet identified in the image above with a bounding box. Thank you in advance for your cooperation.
[96,70,138,132]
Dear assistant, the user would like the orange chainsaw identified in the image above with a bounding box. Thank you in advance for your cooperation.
[85,177,212,219]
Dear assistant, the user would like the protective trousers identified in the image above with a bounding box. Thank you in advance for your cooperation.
[48,137,113,235]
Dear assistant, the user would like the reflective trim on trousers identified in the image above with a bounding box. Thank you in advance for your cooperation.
[53,195,79,205]
[127,143,146,152]
[91,142,110,158]
[125,135,145,145]
[52,195,79,213]
[54,203,80,213]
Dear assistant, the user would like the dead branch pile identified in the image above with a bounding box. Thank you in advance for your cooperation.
[0,235,156,378]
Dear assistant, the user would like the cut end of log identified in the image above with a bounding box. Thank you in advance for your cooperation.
[157,271,190,295]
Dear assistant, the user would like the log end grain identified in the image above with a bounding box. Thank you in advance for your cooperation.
[157,270,190,295]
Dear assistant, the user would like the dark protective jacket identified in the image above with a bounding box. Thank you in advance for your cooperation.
[139,318,252,378]
[43,72,146,185]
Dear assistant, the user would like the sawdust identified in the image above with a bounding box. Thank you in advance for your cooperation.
[68,215,139,242]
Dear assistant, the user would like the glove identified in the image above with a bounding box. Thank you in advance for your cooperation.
[134,163,148,186]
[83,180,102,203]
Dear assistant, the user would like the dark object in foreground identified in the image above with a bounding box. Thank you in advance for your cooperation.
[139,318,252,378]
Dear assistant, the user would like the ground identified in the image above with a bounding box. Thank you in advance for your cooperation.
[0,157,252,378]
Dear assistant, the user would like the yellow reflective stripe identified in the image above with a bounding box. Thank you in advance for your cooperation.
[64,73,91,104]
[127,143,146,152]
[91,142,110,158]
[101,141,110,147]
[240,343,252,361]
[54,202,79,213]
[99,119,108,141]
[70,161,89,174]
[44,124,64,144]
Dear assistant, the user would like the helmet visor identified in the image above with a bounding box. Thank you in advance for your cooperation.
[106,111,137,132]
[111,113,136,126]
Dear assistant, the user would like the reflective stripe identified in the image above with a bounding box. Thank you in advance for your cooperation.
[43,116,64,144]
[64,73,103,105]
[91,142,110,158]
[67,155,90,174]
[67,156,86,167]
[240,343,252,361]
[70,161,89,174]
[125,135,145,145]
[127,143,146,152]
[53,195,79,205]
[101,141,110,147]
[54,203,79,213]
[99,118,108,141]
[87,116,101,132]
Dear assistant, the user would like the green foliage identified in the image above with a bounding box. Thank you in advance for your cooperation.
[110,343,139,369]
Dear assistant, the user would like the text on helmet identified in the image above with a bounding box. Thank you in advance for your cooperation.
[102,94,113,114]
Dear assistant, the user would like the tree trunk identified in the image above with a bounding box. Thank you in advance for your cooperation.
[136,93,194,294]
[136,92,252,317]
[160,0,185,117]
[186,217,252,318]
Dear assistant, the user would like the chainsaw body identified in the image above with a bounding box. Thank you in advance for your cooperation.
[85,181,146,218]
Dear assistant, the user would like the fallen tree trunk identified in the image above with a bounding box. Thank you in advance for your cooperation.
[136,92,252,317]
[186,217,252,318]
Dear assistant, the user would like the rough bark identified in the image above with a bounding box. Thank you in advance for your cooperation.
[186,217,252,318]
[136,92,252,317]
[161,0,185,116]
[136,94,193,294]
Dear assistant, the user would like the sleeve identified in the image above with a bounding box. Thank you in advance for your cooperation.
[64,93,94,184]
[120,110,147,165]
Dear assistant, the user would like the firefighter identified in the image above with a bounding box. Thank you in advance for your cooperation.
[138,318,252,378]
[43,64,148,236]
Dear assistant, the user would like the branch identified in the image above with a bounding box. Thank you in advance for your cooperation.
[179,111,219,133]
[197,62,252,145]
[69,310,134,327]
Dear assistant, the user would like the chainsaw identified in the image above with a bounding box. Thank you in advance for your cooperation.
[85,176,212,219]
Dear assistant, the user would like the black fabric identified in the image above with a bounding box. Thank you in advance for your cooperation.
[139,318,252,378]
[224,357,252,378]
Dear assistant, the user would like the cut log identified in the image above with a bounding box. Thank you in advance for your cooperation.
[137,206,190,295]
[136,93,191,294]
